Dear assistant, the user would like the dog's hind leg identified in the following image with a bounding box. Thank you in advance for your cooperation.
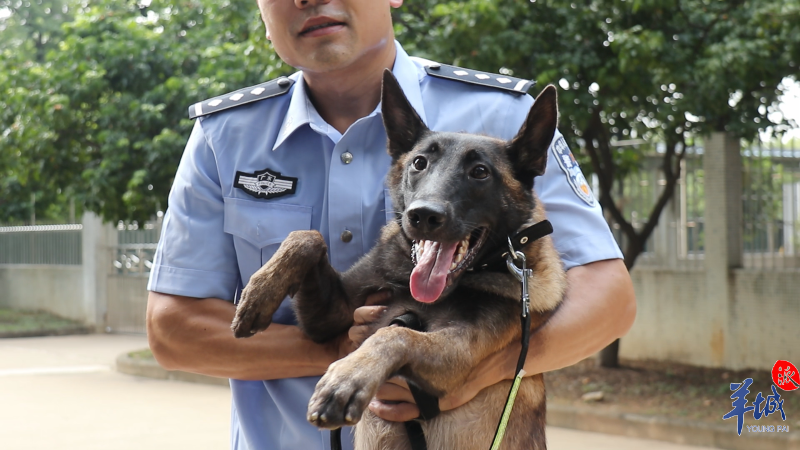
[232,230,345,339]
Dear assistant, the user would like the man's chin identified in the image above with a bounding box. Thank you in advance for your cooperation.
[293,38,392,77]
[293,44,358,74]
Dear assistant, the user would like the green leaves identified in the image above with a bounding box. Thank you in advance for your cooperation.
[397,0,799,146]
[0,0,285,223]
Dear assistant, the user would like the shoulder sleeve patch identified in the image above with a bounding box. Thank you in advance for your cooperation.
[424,63,535,95]
[188,77,295,119]
[551,136,596,206]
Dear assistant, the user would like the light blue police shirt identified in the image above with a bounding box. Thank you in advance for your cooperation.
[148,41,622,450]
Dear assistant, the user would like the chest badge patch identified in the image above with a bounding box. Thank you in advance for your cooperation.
[234,168,297,200]
[551,136,596,206]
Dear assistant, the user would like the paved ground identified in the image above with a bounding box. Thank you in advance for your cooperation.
[0,334,723,450]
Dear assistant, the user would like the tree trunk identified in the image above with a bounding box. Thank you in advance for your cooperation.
[581,124,686,369]
[597,338,620,368]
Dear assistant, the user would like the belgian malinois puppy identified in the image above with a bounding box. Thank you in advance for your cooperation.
[231,70,566,450]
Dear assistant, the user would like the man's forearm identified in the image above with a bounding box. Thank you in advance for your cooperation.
[146,291,337,380]
[521,258,636,375]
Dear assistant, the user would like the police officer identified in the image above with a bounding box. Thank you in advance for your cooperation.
[146,0,636,449]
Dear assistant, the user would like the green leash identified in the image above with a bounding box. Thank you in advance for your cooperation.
[490,368,527,450]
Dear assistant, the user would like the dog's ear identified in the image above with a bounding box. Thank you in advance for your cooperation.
[381,69,429,160]
[506,85,558,187]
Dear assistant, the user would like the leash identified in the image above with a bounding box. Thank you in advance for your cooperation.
[330,221,553,450]
[331,428,342,450]
[489,244,533,450]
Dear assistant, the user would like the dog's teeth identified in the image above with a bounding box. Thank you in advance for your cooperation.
[455,253,463,264]
[345,413,354,423]
[309,412,319,421]
[450,261,457,270]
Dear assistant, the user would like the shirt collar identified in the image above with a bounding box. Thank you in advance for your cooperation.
[272,41,427,151]
[272,73,319,151]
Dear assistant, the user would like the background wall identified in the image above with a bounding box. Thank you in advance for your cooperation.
[622,267,800,370]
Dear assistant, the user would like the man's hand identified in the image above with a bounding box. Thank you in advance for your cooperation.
[330,292,390,359]
[366,258,636,422]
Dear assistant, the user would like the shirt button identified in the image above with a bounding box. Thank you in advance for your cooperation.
[340,230,353,243]
[340,151,353,164]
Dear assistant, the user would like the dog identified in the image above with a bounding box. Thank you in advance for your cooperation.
[231,70,566,450]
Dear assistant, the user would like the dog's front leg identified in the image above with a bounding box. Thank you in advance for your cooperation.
[307,326,480,429]
[232,230,333,338]
[291,252,352,343]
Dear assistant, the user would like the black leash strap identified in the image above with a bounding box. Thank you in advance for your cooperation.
[403,421,429,450]
[408,382,440,421]
[330,428,343,450]
[474,220,553,273]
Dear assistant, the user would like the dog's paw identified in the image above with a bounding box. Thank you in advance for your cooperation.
[307,360,380,429]
[230,284,275,338]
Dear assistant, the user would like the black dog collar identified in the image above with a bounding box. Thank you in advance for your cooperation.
[473,220,554,273]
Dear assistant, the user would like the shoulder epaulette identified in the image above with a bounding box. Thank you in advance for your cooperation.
[424,63,535,95]
[188,76,295,119]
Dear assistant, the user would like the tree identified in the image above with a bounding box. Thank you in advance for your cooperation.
[0,0,77,222]
[395,0,800,366]
[0,0,73,60]
[0,0,289,223]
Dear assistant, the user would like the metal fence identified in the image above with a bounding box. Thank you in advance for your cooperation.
[0,219,163,270]
[676,151,705,269]
[113,219,161,276]
[0,224,83,265]
[616,138,800,269]
[742,141,800,269]
[610,142,705,269]
[610,151,661,258]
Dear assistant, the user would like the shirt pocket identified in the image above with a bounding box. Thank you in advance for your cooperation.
[223,198,313,285]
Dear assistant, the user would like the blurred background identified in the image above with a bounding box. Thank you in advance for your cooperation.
[1,0,799,381]
[2,2,800,449]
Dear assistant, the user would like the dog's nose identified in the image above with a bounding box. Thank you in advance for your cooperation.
[407,201,447,232]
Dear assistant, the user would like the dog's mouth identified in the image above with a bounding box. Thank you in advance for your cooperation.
[409,227,488,303]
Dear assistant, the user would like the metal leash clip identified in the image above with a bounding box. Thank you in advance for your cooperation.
[505,237,531,318]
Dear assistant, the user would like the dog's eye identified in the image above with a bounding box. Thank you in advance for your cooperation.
[470,165,490,179]
[413,156,428,171]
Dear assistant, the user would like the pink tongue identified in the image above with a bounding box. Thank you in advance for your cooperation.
[410,241,459,303]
